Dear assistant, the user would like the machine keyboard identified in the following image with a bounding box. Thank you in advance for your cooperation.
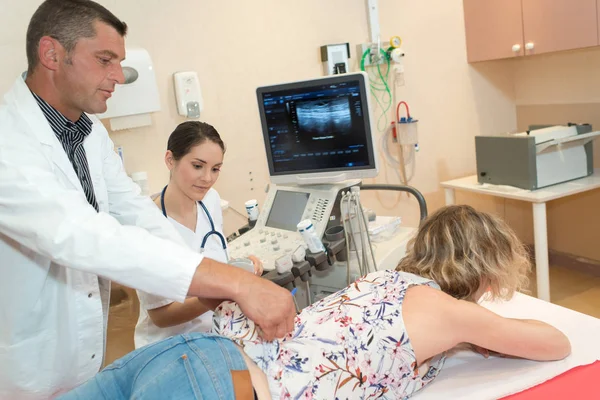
[228,227,305,271]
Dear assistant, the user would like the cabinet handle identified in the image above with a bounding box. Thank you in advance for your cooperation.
[512,44,521,52]
[525,42,535,50]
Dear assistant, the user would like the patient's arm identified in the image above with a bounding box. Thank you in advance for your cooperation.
[454,305,571,362]
[403,286,571,366]
[148,297,224,328]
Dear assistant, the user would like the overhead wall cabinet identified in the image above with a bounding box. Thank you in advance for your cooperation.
[463,0,599,62]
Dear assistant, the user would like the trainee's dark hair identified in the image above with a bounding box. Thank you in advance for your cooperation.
[167,121,226,161]
[26,0,128,74]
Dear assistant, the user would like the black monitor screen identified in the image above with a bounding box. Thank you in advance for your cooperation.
[257,74,375,176]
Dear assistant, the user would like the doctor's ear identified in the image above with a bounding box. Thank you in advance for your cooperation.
[38,37,62,71]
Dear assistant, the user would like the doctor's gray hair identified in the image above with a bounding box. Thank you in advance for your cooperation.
[167,121,226,161]
[26,0,128,74]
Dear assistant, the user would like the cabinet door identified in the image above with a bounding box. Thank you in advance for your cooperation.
[463,0,524,62]
[522,0,598,55]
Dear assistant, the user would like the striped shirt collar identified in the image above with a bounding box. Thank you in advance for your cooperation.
[30,91,93,139]
[30,89,100,212]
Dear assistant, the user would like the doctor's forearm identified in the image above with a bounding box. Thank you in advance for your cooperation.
[187,257,252,301]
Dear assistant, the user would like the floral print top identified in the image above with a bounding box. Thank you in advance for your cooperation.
[213,270,446,399]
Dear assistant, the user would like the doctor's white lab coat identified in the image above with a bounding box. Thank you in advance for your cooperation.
[0,77,204,399]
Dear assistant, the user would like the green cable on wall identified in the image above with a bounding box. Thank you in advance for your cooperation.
[361,47,393,132]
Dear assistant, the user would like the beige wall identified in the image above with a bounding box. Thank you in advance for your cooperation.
[0,0,518,234]
[368,0,517,228]
[513,47,600,260]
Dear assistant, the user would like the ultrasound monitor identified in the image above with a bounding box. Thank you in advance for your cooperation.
[256,72,378,185]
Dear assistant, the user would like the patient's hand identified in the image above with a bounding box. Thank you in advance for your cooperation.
[470,344,492,358]
[448,343,510,359]
[469,344,519,359]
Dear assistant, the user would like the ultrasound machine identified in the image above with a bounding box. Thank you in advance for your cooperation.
[228,72,425,309]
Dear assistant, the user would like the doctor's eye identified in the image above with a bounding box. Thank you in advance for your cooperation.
[98,57,111,65]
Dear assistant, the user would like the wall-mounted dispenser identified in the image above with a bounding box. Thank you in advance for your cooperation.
[173,71,203,119]
[97,47,161,131]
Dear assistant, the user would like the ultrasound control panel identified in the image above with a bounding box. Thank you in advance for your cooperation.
[228,182,356,271]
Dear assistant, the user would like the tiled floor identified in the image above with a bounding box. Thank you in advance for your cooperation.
[104,264,600,366]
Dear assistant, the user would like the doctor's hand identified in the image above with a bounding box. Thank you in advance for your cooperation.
[234,274,295,341]
[247,255,264,276]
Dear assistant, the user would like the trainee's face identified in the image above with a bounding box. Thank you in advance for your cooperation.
[55,21,125,117]
[169,141,224,201]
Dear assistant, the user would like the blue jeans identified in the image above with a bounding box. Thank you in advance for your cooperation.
[59,333,248,400]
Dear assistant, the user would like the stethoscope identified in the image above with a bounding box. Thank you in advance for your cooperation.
[160,185,227,254]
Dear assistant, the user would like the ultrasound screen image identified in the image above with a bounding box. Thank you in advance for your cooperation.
[259,79,372,174]
[295,98,352,136]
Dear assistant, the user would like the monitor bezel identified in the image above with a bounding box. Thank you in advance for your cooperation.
[256,72,378,185]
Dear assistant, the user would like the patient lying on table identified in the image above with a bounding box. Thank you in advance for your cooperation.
[214,205,571,399]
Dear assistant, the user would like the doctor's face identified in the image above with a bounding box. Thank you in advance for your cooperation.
[55,21,126,120]
[168,141,224,201]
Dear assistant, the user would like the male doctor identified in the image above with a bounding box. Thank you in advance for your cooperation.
[0,0,295,399]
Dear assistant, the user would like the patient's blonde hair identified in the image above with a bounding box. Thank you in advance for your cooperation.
[396,205,530,301]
